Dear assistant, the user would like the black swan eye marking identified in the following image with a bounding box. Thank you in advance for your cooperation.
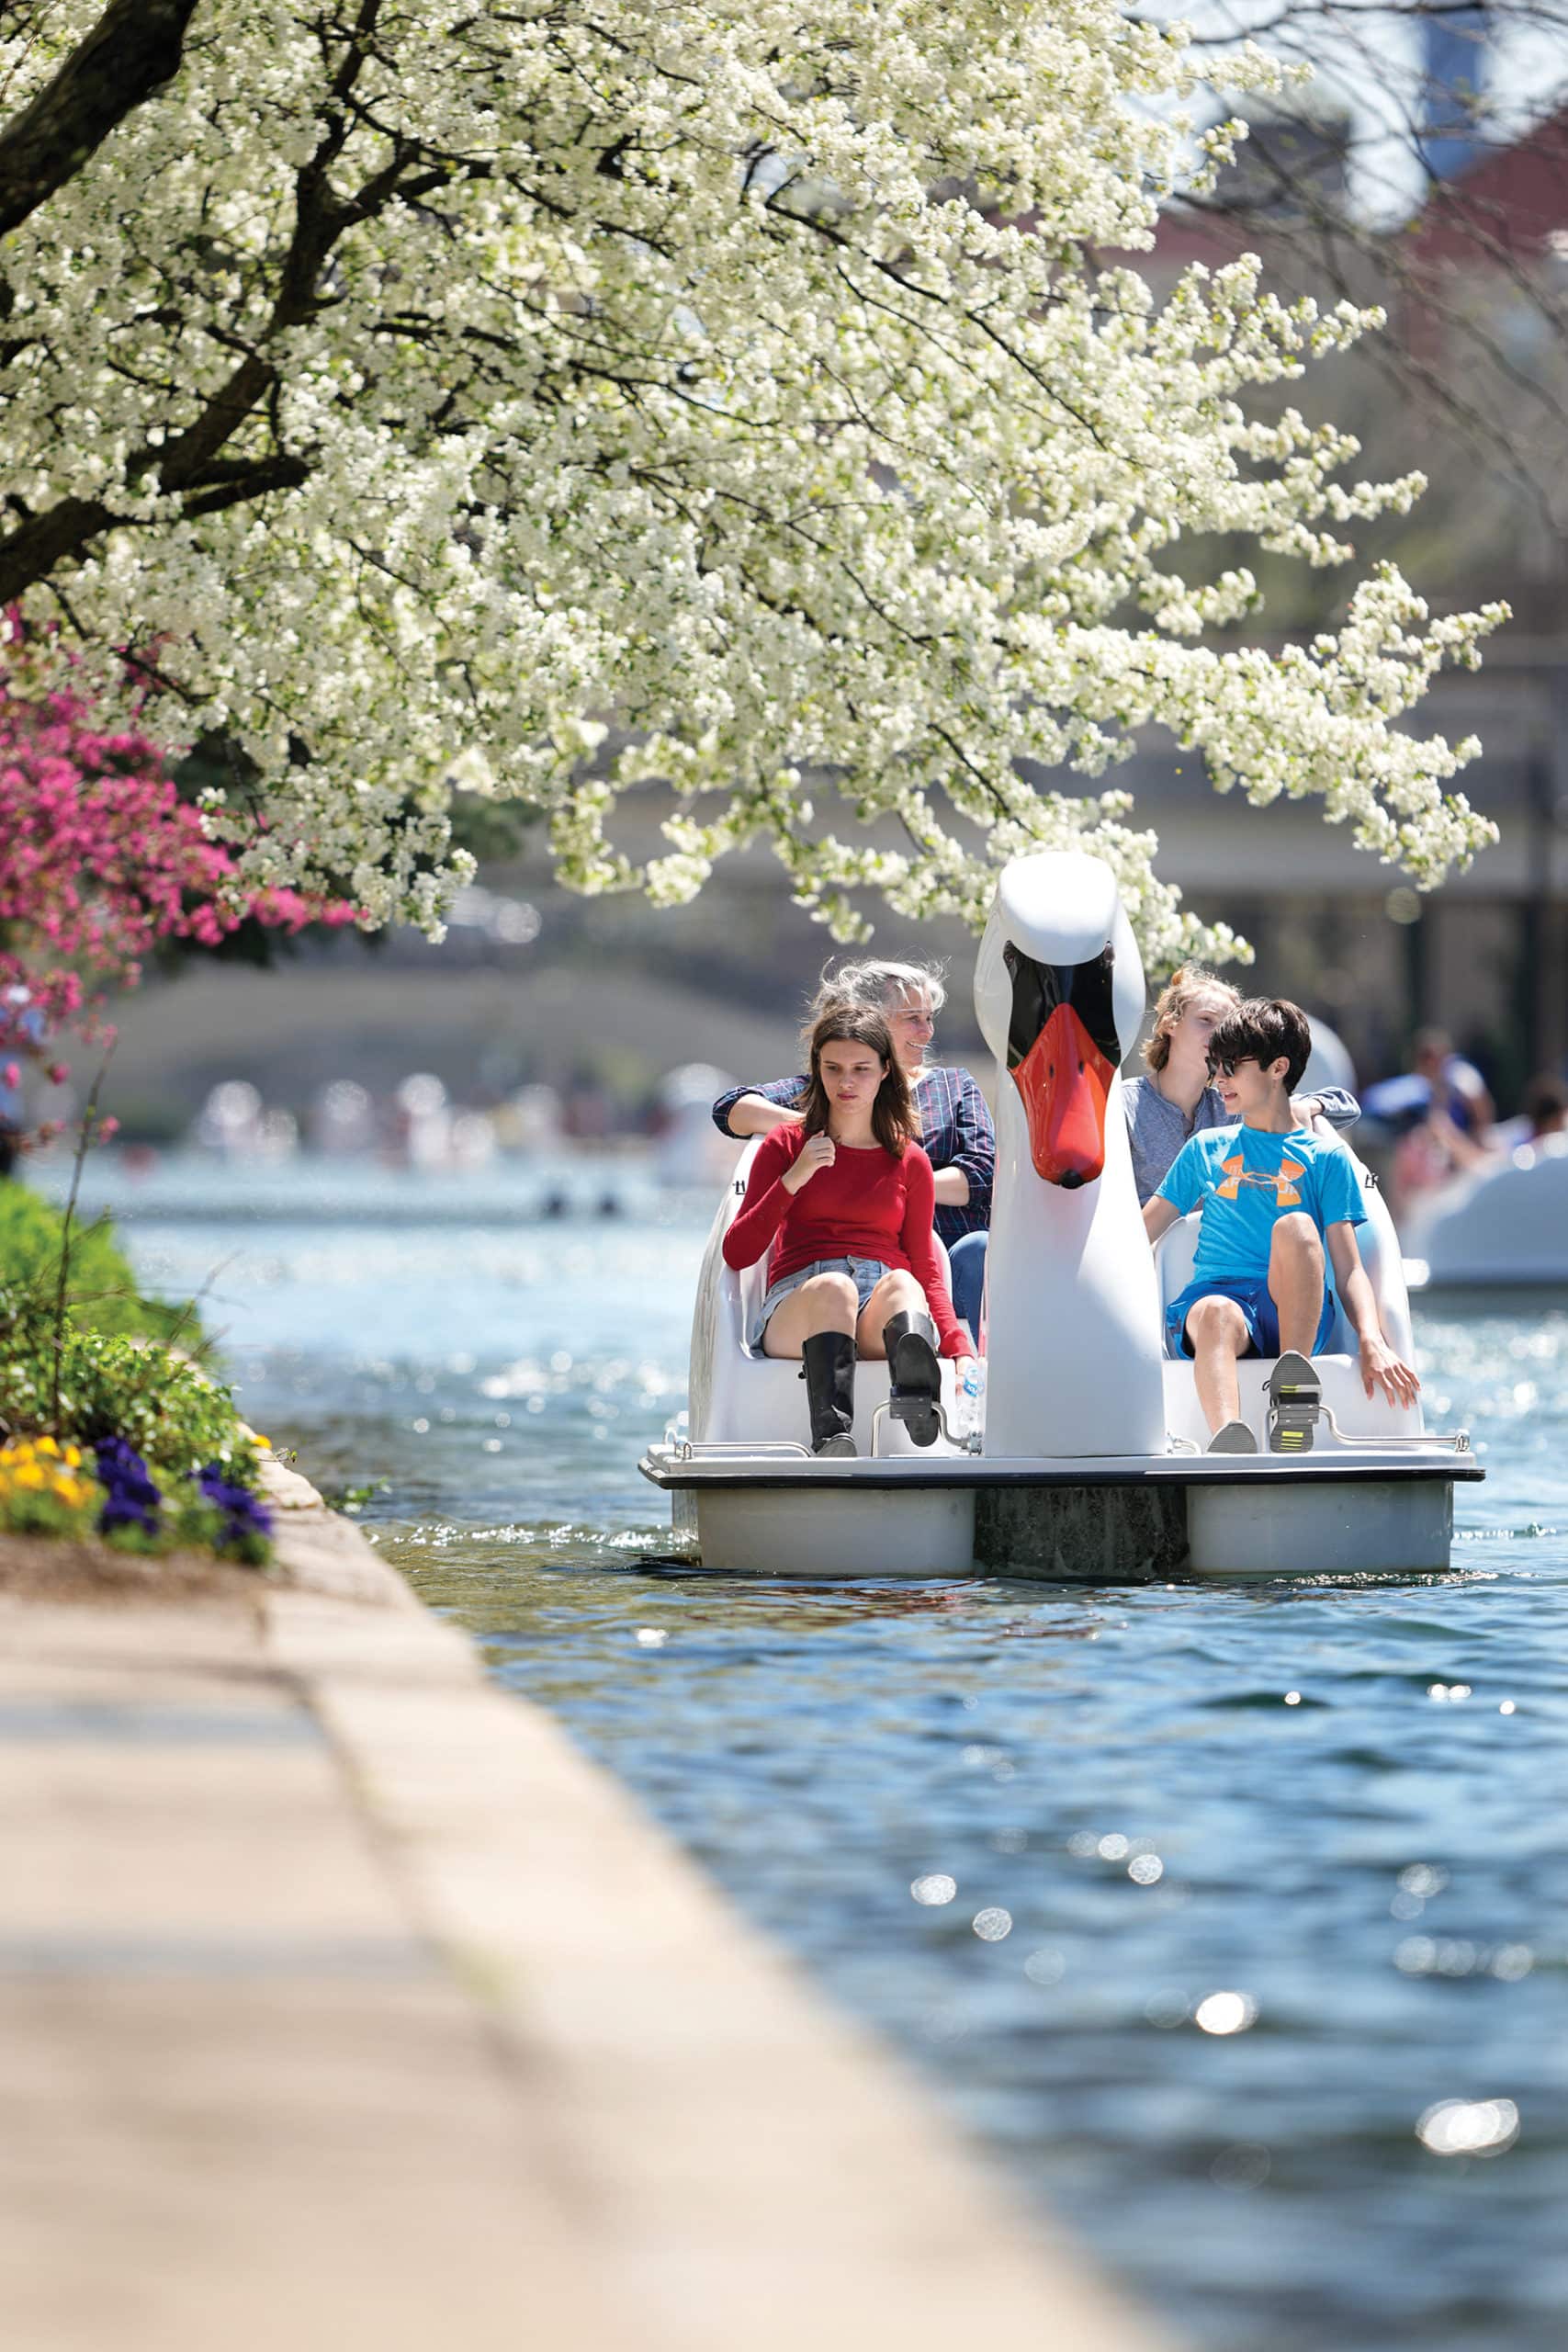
[1001,941,1118,1069]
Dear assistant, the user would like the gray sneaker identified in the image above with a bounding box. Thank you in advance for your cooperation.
[1207,1419,1258,1454]
[1268,1352,1322,1453]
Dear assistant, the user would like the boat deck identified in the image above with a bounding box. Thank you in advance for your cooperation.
[639,1444,1483,1491]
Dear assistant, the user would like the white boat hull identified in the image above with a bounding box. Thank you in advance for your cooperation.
[693,1484,977,1577]
[643,1445,1478,1579]
[1185,1474,1453,1577]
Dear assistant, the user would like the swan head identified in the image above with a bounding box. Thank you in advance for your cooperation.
[974,852,1146,1188]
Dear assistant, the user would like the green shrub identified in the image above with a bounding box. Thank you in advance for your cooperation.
[0,1185,196,1345]
[0,1193,265,1569]
[0,1297,257,1488]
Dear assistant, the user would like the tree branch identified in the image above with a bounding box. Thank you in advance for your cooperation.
[0,0,200,239]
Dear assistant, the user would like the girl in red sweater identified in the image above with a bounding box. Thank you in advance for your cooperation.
[722,1006,972,1455]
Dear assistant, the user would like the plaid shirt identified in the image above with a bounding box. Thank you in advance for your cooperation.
[711,1064,994,1248]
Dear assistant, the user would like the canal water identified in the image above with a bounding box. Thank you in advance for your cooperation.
[91,1161,1567,2352]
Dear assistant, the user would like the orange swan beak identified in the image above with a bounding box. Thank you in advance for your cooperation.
[1010,1002,1116,1189]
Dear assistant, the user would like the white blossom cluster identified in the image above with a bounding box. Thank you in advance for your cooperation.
[0,1,1506,964]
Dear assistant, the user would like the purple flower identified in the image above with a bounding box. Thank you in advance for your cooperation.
[94,1437,163,1537]
[195,1462,273,1552]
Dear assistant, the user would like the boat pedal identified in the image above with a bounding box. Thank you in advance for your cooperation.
[1267,1352,1321,1455]
[888,1391,941,1447]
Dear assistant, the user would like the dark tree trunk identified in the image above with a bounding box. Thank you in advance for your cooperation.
[0,0,200,239]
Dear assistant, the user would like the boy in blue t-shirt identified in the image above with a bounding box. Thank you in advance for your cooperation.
[1142,998,1419,1453]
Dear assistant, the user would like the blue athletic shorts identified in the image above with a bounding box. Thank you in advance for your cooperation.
[1166,1275,1336,1362]
[750,1255,893,1351]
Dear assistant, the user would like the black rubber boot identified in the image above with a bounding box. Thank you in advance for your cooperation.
[882,1309,942,1448]
[802,1330,858,1457]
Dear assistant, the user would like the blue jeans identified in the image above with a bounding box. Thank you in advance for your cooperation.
[947,1231,987,1345]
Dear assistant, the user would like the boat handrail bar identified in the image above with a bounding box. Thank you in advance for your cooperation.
[868,1402,982,1458]
[1318,1410,1472,1454]
[671,1439,815,1462]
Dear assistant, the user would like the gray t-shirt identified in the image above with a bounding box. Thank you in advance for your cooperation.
[1122,1073,1359,1206]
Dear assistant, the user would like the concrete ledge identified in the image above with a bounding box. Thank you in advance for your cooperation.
[259,1454,418,1609]
[310,1664,1172,2352]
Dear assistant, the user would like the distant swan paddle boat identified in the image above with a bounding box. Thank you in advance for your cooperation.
[1402,1137,1568,1290]
[640,853,1481,1577]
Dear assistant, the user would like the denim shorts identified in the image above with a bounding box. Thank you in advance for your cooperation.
[750,1256,893,1351]
[1166,1275,1336,1362]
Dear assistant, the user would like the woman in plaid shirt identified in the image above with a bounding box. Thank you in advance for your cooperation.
[711,958,995,1341]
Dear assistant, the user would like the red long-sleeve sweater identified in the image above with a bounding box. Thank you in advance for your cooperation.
[722,1125,966,1356]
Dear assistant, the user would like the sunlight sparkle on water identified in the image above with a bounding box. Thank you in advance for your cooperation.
[1416,2099,1520,2158]
[911,1874,956,1906]
[972,1906,1013,1941]
[1194,1991,1258,2036]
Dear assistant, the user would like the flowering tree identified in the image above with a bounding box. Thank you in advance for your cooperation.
[0,1,1508,968]
[0,683,352,1086]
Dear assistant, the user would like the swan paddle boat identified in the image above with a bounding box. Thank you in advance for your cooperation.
[640,853,1481,1577]
[1402,1138,1568,1290]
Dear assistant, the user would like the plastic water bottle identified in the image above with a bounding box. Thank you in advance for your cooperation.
[956,1359,987,1442]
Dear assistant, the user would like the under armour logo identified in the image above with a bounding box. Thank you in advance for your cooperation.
[1214,1156,1302,1206]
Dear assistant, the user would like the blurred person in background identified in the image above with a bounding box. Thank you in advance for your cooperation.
[1522,1073,1568,1145]
[1378,1029,1497,1218]
[0,984,45,1180]
[1410,1027,1495,1141]
[1490,1073,1568,1160]
[712,958,993,1343]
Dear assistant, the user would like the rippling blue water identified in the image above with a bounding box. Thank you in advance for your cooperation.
[106,1165,1568,2351]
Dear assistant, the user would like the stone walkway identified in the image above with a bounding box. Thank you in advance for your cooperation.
[0,1479,1173,2352]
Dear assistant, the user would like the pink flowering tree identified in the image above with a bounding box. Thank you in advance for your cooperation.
[0,684,355,1139]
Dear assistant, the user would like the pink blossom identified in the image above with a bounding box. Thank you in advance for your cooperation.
[1,1063,17,1090]
[96,1114,120,1141]
[0,653,358,1079]
[45,1060,70,1085]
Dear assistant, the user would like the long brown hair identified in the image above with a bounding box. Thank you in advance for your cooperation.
[794,1007,917,1155]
